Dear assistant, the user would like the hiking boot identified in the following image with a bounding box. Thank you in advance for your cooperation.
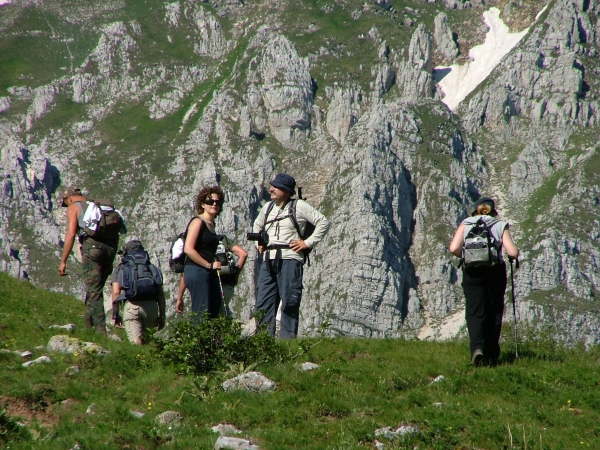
[471,349,484,366]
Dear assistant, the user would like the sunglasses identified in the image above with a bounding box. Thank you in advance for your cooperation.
[203,198,224,206]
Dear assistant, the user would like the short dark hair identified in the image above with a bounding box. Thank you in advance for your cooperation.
[195,186,225,216]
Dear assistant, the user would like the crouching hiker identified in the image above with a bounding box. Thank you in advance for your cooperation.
[58,186,125,334]
[251,173,330,339]
[449,197,519,366]
[111,239,165,344]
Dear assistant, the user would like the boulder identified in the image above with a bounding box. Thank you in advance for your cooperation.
[221,372,276,393]
[47,335,109,356]
[434,13,459,60]
[22,355,51,367]
[299,362,320,371]
[155,411,184,427]
[214,436,260,449]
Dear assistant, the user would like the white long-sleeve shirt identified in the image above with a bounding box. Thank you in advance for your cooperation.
[253,199,330,263]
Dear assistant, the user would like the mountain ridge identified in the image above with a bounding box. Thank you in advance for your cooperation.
[1,0,598,344]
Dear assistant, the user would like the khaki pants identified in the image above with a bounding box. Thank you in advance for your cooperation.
[81,238,117,333]
[123,300,159,343]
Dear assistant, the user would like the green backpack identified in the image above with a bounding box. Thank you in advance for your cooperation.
[76,199,125,240]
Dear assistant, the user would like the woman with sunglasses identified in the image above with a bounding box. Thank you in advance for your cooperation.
[183,186,226,321]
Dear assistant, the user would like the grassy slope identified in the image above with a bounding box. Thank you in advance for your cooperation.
[1,272,599,449]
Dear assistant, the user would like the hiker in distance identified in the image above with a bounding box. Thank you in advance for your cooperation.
[111,239,165,344]
[176,234,248,315]
[449,197,519,366]
[252,173,330,339]
[182,186,230,321]
[58,186,124,334]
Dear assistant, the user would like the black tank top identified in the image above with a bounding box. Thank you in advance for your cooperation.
[185,219,219,266]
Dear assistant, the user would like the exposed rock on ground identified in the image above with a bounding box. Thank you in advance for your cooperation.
[221,372,276,393]
[47,335,109,356]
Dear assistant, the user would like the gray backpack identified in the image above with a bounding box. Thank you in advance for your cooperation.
[462,217,501,268]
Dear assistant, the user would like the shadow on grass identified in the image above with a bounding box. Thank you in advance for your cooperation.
[498,347,567,366]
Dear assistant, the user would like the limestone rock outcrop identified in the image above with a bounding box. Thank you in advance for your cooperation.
[1,0,599,346]
[434,13,459,61]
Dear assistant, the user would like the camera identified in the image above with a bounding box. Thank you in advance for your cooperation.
[246,230,269,247]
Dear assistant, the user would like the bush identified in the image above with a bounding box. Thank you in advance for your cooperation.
[153,316,288,375]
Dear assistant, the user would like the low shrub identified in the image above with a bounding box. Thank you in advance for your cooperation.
[152,316,288,375]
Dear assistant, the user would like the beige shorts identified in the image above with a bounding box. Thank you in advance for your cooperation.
[124,300,159,343]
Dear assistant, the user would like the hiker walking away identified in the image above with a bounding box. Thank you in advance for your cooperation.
[449,197,519,366]
[176,235,247,314]
[183,186,228,321]
[111,239,165,345]
[252,173,330,339]
[58,186,122,334]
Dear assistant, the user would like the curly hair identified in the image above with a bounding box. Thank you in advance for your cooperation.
[195,185,225,216]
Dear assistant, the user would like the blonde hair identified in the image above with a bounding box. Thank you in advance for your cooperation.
[475,204,496,216]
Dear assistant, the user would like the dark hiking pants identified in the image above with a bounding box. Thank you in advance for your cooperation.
[462,262,507,361]
[255,258,303,339]
[184,263,223,322]
[81,238,117,333]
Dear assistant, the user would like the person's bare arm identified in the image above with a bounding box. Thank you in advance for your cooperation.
[231,244,248,271]
[58,205,79,275]
[449,224,465,258]
[502,229,519,260]
[111,281,120,303]
[175,276,186,313]
[112,281,123,328]
[156,286,166,330]
[183,218,221,270]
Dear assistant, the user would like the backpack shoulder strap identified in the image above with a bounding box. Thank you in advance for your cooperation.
[287,200,303,238]
[116,264,127,289]
[484,218,504,247]
[262,201,276,227]
[183,216,199,236]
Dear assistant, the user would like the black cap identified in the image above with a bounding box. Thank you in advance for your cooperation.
[472,197,497,216]
[269,173,296,195]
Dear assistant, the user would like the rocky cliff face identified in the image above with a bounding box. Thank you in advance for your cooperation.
[1,0,598,345]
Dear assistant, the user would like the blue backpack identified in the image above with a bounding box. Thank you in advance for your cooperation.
[118,250,163,300]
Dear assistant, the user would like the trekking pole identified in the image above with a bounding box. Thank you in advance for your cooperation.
[216,269,229,317]
[510,258,519,358]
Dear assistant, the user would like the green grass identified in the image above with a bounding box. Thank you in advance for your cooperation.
[2,271,600,449]
[0,6,99,93]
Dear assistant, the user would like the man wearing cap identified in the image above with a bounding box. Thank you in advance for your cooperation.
[111,239,165,345]
[252,173,330,338]
[58,186,119,334]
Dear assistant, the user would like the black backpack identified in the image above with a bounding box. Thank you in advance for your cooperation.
[168,217,197,273]
[263,188,316,264]
[118,250,163,300]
